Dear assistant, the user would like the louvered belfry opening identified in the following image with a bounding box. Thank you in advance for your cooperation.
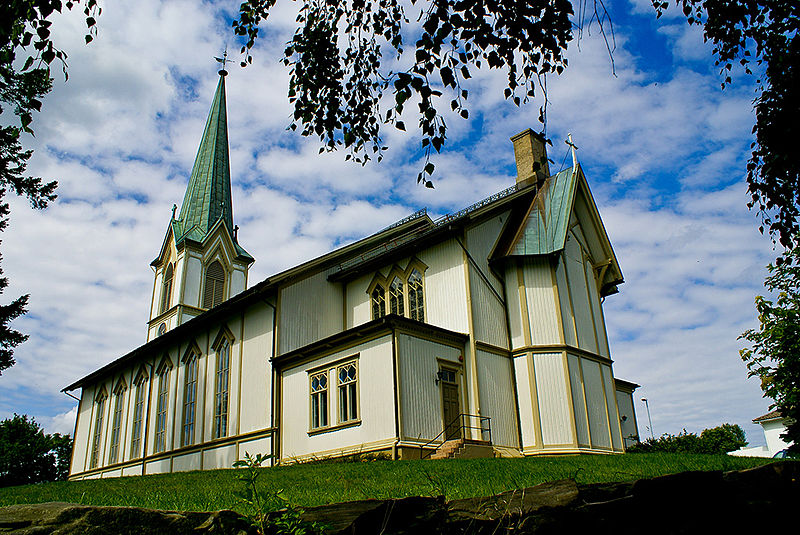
[203,260,225,309]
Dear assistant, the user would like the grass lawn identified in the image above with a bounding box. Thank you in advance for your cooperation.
[0,454,773,513]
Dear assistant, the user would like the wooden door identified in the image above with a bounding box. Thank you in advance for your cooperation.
[442,382,461,440]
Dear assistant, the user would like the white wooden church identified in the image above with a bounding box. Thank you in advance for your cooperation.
[65,69,640,479]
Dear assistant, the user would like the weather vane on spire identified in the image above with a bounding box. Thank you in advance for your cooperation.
[214,47,229,77]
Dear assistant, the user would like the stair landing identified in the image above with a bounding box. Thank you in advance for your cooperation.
[429,439,494,460]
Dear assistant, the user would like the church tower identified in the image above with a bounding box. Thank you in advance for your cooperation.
[147,67,254,341]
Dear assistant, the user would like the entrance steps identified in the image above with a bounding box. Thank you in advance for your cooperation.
[429,439,494,460]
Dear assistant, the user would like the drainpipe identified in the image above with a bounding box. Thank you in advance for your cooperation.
[263,297,278,466]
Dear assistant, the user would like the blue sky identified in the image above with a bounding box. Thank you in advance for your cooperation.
[0,0,779,446]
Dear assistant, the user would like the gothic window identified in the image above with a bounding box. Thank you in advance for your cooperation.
[213,336,231,439]
[371,285,385,320]
[337,362,358,423]
[408,269,424,322]
[130,372,147,459]
[154,359,172,454]
[182,350,199,446]
[203,260,225,309]
[368,262,426,322]
[389,276,404,316]
[310,371,328,429]
[108,380,127,464]
[89,389,107,469]
[159,263,174,315]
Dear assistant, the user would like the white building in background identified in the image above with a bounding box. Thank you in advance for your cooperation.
[64,69,640,479]
[730,410,794,458]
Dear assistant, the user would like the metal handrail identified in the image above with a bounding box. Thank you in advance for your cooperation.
[419,413,492,459]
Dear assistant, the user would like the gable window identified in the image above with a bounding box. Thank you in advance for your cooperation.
[337,362,358,423]
[368,261,426,322]
[130,372,147,459]
[182,350,200,446]
[213,336,231,439]
[203,260,225,309]
[371,286,385,320]
[389,277,404,316]
[310,371,328,430]
[89,389,107,469]
[108,380,127,464]
[154,360,172,454]
[159,263,174,315]
[408,269,424,321]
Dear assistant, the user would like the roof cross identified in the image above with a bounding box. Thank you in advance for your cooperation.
[566,133,578,170]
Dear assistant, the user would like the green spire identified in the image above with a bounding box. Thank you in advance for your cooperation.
[177,72,234,242]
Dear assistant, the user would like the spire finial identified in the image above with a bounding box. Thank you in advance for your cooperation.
[171,204,177,219]
[214,47,229,77]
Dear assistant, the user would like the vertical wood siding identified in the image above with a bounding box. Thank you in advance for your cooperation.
[564,235,598,353]
[346,272,372,329]
[184,256,202,308]
[581,358,611,449]
[279,271,342,354]
[418,239,469,333]
[465,213,507,298]
[397,333,464,442]
[601,365,623,450]
[476,350,519,447]
[567,354,590,446]
[533,352,572,446]
[586,259,610,358]
[555,256,577,346]
[469,264,509,348]
[522,258,561,345]
[505,265,526,349]
[239,303,273,434]
[71,388,93,474]
[281,336,395,458]
[513,355,537,448]
[615,389,638,448]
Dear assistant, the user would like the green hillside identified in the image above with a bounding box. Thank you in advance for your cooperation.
[0,454,771,513]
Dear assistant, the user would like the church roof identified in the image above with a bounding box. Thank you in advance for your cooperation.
[172,73,252,261]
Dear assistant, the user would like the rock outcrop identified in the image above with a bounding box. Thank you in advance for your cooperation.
[1,461,797,534]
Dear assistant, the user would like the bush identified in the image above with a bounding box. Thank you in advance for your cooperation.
[628,423,747,454]
[0,414,73,487]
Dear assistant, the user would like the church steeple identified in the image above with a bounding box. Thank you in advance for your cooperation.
[147,67,254,341]
[176,71,234,244]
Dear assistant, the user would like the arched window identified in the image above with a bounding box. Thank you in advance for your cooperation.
[182,350,199,447]
[408,269,424,322]
[108,380,127,464]
[203,260,225,309]
[213,337,231,439]
[389,276,404,316]
[130,370,148,459]
[154,359,172,454]
[159,263,174,315]
[89,388,107,469]
[371,285,386,320]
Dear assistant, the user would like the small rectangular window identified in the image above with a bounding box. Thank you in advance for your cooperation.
[310,371,328,429]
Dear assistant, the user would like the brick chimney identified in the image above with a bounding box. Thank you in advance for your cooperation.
[510,129,550,186]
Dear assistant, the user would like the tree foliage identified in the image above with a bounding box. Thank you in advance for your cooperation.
[740,247,800,454]
[655,1,799,248]
[627,423,747,454]
[0,414,73,487]
[233,0,576,185]
[0,0,99,374]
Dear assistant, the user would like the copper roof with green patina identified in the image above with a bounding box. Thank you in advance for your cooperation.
[508,167,576,255]
[174,74,252,261]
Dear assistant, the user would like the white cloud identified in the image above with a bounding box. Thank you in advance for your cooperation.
[0,1,778,450]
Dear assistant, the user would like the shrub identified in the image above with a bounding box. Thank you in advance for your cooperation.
[0,414,73,487]
[628,423,747,454]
